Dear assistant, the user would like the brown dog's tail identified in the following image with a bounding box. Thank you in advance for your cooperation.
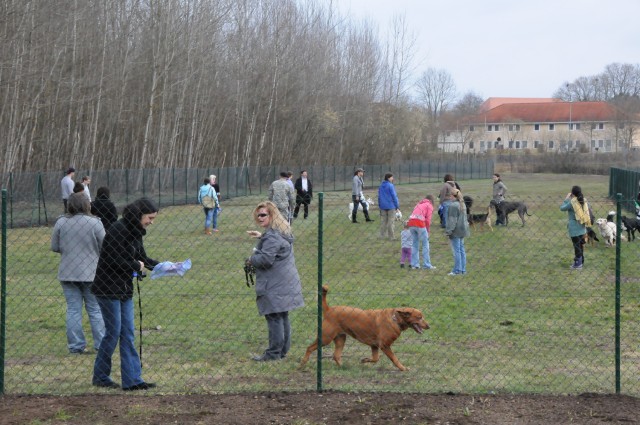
[321,285,330,313]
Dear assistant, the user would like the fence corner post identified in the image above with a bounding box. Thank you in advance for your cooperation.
[316,192,323,393]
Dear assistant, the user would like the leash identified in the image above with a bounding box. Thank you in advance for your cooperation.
[244,262,256,287]
[133,271,144,368]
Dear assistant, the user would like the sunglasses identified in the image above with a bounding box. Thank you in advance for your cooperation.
[257,213,269,218]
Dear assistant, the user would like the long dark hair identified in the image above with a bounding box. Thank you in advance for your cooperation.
[571,185,584,205]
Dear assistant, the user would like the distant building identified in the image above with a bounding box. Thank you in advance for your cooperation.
[440,98,640,153]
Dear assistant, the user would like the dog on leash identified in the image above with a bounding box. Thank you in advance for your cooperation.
[300,285,430,371]
[347,196,374,220]
[489,199,532,227]
[463,196,493,232]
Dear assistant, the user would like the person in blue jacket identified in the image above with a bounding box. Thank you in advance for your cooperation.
[378,173,400,240]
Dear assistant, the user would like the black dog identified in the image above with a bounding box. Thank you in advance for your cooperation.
[621,216,640,241]
[489,199,532,227]
[584,227,600,247]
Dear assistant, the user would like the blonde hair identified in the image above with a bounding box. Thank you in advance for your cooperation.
[209,174,216,183]
[451,189,466,212]
[253,201,292,236]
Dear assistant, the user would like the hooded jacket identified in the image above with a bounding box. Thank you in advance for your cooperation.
[249,228,305,316]
[407,198,434,231]
[92,212,158,300]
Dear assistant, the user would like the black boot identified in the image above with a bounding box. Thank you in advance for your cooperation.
[364,211,374,222]
[352,213,358,223]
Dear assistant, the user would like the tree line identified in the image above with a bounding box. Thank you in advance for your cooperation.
[2,0,639,174]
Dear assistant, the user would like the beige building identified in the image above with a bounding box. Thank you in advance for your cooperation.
[440,98,640,153]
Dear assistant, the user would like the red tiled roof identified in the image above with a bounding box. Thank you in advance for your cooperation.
[479,97,559,112]
[470,101,619,124]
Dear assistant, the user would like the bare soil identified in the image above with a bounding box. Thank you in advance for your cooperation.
[1,392,639,424]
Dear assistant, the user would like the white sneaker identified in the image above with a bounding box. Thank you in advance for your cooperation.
[448,272,459,276]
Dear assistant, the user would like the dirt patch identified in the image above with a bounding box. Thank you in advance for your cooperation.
[1,392,639,424]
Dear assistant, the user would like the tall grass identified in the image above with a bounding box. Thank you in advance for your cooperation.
[3,173,640,395]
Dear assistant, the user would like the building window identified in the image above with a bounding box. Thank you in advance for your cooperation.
[522,141,528,149]
[534,124,540,131]
[487,125,492,131]
[591,123,605,130]
[469,125,475,131]
[469,141,474,149]
[480,141,485,149]
[495,125,500,131]
[508,124,520,131]
[569,123,581,130]
[619,123,625,129]
[508,140,514,148]
[534,140,540,148]
[549,124,555,131]
[549,140,554,149]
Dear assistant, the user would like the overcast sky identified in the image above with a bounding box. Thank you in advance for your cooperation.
[335,0,640,99]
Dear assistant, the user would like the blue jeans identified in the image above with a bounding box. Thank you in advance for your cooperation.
[93,297,145,387]
[60,281,104,352]
[212,207,219,229]
[440,200,451,227]
[449,237,467,274]
[410,227,433,269]
[261,312,291,359]
[203,208,213,228]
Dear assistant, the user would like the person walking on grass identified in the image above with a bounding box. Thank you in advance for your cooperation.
[351,168,373,223]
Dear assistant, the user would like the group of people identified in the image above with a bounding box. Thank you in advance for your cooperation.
[266,170,314,223]
[54,167,161,390]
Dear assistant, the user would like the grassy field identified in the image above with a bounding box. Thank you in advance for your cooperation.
[3,173,640,395]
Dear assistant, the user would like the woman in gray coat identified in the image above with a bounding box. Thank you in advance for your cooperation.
[51,192,105,354]
[246,201,305,361]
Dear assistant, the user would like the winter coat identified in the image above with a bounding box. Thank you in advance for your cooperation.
[352,175,364,197]
[198,183,218,208]
[92,216,158,300]
[377,180,399,210]
[438,181,456,204]
[445,200,470,238]
[51,214,105,282]
[91,196,118,229]
[493,180,508,203]
[407,198,434,232]
[560,198,587,237]
[249,229,305,316]
[268,179,295,213]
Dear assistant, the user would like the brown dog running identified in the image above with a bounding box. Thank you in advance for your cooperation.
[300,285,430,371]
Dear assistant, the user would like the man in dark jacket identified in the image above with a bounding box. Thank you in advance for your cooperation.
[293,170,313,219]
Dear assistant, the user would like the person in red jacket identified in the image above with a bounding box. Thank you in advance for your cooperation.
[407,194,436,270]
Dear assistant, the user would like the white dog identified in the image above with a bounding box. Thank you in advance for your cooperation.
[347,196,374,220]
[395,210,403,221]
[595,218,617,246]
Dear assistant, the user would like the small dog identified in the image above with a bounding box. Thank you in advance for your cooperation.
[595,218,617,246]
[395,210,403,221]
[300,285,430,371]
[489,199,532,227]
[621,216,640,241]
[347,196,374,220]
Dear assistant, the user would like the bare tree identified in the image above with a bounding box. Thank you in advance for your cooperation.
[415,68,457,149]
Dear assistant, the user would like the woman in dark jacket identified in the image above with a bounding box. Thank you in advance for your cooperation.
[246,201,305,361]
[92,198,159,390]
[91,186,118,229]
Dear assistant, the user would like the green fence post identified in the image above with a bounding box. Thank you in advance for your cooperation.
[615,193,622,394]
[316,192,323,392]
[1,189,7,394]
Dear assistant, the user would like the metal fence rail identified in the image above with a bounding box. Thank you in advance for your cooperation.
[1,159,494,228]
[1,183,639,395]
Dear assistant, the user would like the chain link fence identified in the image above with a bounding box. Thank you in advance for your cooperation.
[1,176,639,395]
[1,159,493,228]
